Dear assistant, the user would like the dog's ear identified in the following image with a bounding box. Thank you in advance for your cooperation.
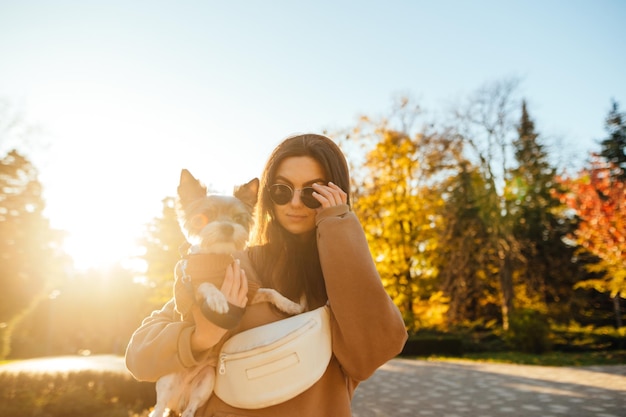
[178,169,207,204]
[234,178,259,208]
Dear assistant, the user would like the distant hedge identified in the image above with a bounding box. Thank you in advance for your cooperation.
[400,325,626,357]
[400,336,463,356]
[0,370,155,417]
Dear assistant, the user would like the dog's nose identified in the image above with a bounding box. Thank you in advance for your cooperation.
[220,223,234,236]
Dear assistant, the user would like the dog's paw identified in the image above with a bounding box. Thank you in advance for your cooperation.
[198,283,229,314]
[254,288,305,315]
[205,296,229,314]
[280,299,305,315]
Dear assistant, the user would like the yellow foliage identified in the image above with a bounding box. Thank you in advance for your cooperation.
[412,291,450,330]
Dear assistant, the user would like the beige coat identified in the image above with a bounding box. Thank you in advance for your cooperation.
[125,205,408,417]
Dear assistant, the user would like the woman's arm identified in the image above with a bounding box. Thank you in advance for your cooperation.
[125,260,247,382]
[125,299,204,381]
[316,205,408,381]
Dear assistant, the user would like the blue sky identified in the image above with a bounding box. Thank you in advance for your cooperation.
[0,0,624,268]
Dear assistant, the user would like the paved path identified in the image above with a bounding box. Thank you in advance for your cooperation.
[2,356,625,416]
[352,358,626,417]
[0,354,127,374]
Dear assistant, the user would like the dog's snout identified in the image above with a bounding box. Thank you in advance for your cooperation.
[220,223,234,236]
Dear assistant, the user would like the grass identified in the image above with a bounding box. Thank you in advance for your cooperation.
[0,369,155,417]
[428,349,626,366]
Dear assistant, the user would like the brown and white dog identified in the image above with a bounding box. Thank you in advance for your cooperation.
[150,169,303,417]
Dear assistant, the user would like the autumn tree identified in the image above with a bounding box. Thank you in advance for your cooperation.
[560,156,626,327]
[339,98,461,331]
[353,130,435,331]
[558,102,626,327]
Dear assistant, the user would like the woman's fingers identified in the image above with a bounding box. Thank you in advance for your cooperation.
[231,259,242,294]
[238,269,249,307]
[221,263,234,294]
[313,182,348,208]
[221,259,248,308]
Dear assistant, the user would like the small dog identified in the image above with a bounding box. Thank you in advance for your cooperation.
[150,169,303,417]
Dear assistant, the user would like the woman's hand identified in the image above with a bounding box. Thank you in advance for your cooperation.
[312,182,348,209]
[220,259,249,308]
[190,260,249,353]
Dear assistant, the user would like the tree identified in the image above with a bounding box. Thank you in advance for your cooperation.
[354,130,436,331]
[507,101,582,318]
[437,161,501,324]
[559,156,626,327]
[599,100,626,180]
[137,196,187,307]
[339,98,462,331]
[451,79,522,330]
[0,98,43,155]
[0,150,66,358]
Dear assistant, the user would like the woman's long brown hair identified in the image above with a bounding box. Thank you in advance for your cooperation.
[248,133,351,309]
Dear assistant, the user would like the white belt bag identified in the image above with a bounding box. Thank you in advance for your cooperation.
[214,305,332,409]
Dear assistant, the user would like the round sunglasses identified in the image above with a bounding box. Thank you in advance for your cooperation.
[268,183,322,209]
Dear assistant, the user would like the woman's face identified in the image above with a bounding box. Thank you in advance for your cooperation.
[271,156,327,237]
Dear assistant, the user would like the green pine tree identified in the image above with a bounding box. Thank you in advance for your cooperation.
[437,161,500,324]
[508,101,582,320]
[599,100,626,180]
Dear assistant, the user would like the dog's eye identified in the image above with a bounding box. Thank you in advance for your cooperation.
[190,214,209,229]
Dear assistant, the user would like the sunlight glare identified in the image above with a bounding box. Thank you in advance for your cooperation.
[37,81,257,272]
[0,354,127,374]
[63,225,142,271]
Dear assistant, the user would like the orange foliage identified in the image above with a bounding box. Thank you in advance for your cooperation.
[559,156,626,297]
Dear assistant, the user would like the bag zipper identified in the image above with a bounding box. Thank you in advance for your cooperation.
[218,317,317,375]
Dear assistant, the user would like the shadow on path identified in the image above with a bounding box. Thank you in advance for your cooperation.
[2,355,625,416]
[352,358,626,417]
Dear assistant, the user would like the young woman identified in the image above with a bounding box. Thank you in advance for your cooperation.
[125,133,407,416]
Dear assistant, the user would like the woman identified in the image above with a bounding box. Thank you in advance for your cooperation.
[125,133,407,416]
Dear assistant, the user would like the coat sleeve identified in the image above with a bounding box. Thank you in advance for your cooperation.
[316,205,408,381]
[125,256,258,382]
[124,299,214,382]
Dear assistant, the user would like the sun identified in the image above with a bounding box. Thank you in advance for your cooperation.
[62,221,144,271]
